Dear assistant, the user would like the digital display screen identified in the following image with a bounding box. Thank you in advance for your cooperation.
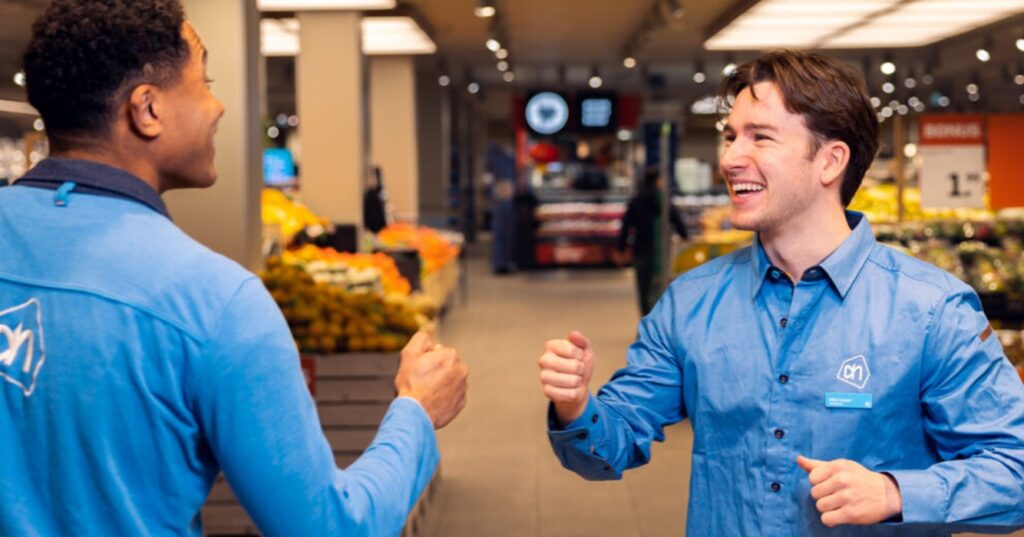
[577,92,617,132]
[263,148,296,186]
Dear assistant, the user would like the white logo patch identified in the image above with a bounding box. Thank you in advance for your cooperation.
[0,299,46,397]
[836,354,870,390]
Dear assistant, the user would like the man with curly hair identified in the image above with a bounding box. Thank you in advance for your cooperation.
[0,1,468,536]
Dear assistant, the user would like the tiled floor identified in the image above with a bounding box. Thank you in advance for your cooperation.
[422,250,1022,537]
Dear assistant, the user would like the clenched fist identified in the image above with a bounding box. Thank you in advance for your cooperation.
[797,455,902,527]
[538,331,595,425]
[395,332,469,429]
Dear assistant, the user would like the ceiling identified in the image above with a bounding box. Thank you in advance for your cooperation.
[3,0,1024,132]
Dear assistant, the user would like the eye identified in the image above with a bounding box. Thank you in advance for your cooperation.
[723,133,736,143]
[754,133,773,142]
[205,77,215,88]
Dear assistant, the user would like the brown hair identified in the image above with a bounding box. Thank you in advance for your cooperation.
[719,50,879,207]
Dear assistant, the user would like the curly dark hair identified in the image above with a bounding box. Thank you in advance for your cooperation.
[719,50,879,207]
[23,0,190,150]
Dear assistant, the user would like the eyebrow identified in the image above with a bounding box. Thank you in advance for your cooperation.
[745,122,778,132]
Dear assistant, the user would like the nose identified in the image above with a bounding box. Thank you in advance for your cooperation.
[719,138,748,178]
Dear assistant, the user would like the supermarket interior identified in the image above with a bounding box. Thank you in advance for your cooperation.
[3,0,1024,536]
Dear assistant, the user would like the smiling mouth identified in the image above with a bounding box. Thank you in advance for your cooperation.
[730,182,766,198]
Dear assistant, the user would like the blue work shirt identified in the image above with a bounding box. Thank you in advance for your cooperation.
[549,211,1024,536]
[0,158,438,536]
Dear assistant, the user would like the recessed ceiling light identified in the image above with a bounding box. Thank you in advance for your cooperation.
[438,75,451,87]
[486,39,501,52]
[467,82,480,94]
[693,71,707,84]
[976,48,991,62]
[880,61,896,75]
[474,1,496,18]
[589,75,603,89]
[882,82,895,94]
[502,71,515,82]
[623,57,637,69]
[496,48,509,60]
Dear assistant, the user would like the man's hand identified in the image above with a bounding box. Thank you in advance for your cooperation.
[538,331,595,425]
[797,455,902,528]
[394,332,469,429]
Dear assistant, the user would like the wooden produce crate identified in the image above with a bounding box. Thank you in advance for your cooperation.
[202,352,439,536]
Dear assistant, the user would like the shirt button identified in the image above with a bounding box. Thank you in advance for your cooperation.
[591,414,599,424]
[771,270,781,279]
[576,431,588,440]
[774,429,785,439]
[780,318,788,328]
[771,482,781,492]
[778,374,789,384]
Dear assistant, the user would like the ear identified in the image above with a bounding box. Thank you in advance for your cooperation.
[127,85,162,139]
[817,140,850,189]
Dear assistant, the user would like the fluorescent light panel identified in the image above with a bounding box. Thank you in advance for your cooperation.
[705,0,1024,50]
[0,99,39,116]
[260,16,435,56]
[258,0,395,11]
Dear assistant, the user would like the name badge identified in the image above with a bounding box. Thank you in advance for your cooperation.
[825,392,873,409]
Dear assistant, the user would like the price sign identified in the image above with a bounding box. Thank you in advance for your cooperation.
[918,115,986,209]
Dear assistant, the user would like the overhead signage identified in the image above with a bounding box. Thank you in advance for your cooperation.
[525,91,570,136]
[918,115,986,209]
[577,92,617,132]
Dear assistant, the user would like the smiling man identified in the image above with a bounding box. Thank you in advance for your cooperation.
[539,50,1024,536]
[0,1,467,536]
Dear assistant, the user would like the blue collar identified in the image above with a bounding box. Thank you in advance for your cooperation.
[751,211,875,300]
[14,157,171,219]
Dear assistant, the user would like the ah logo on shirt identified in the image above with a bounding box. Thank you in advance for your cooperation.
[836,354,870,390]
[0,299,46,397]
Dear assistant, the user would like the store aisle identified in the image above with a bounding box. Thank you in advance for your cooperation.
[423,253,692,537]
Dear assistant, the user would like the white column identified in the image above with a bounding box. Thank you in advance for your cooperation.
[166,0,263,270]
[296,11,366,230]
[370,56,418,223]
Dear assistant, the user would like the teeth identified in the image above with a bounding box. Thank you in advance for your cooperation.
[732,183,765,193]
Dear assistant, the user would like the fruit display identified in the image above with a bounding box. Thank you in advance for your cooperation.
[260,259,422,354]
[283,244,412,296]
[376,223,461,275]
[672,230,753,275]
[848,183,993,224]
[262,188,328,242]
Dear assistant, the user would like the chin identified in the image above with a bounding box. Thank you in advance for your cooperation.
[729,211,760,232]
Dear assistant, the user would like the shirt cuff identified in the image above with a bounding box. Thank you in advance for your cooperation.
[547,395,599,432]
[395,396,433,428]
[885,469,948,524]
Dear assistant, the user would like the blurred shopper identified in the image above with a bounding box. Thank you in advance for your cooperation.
[0,2,467,536]
[538,50,1024,535]
[617,168,688,315]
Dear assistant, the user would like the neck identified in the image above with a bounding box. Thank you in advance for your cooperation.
[760,204,852,282]
[52,142,161,194]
